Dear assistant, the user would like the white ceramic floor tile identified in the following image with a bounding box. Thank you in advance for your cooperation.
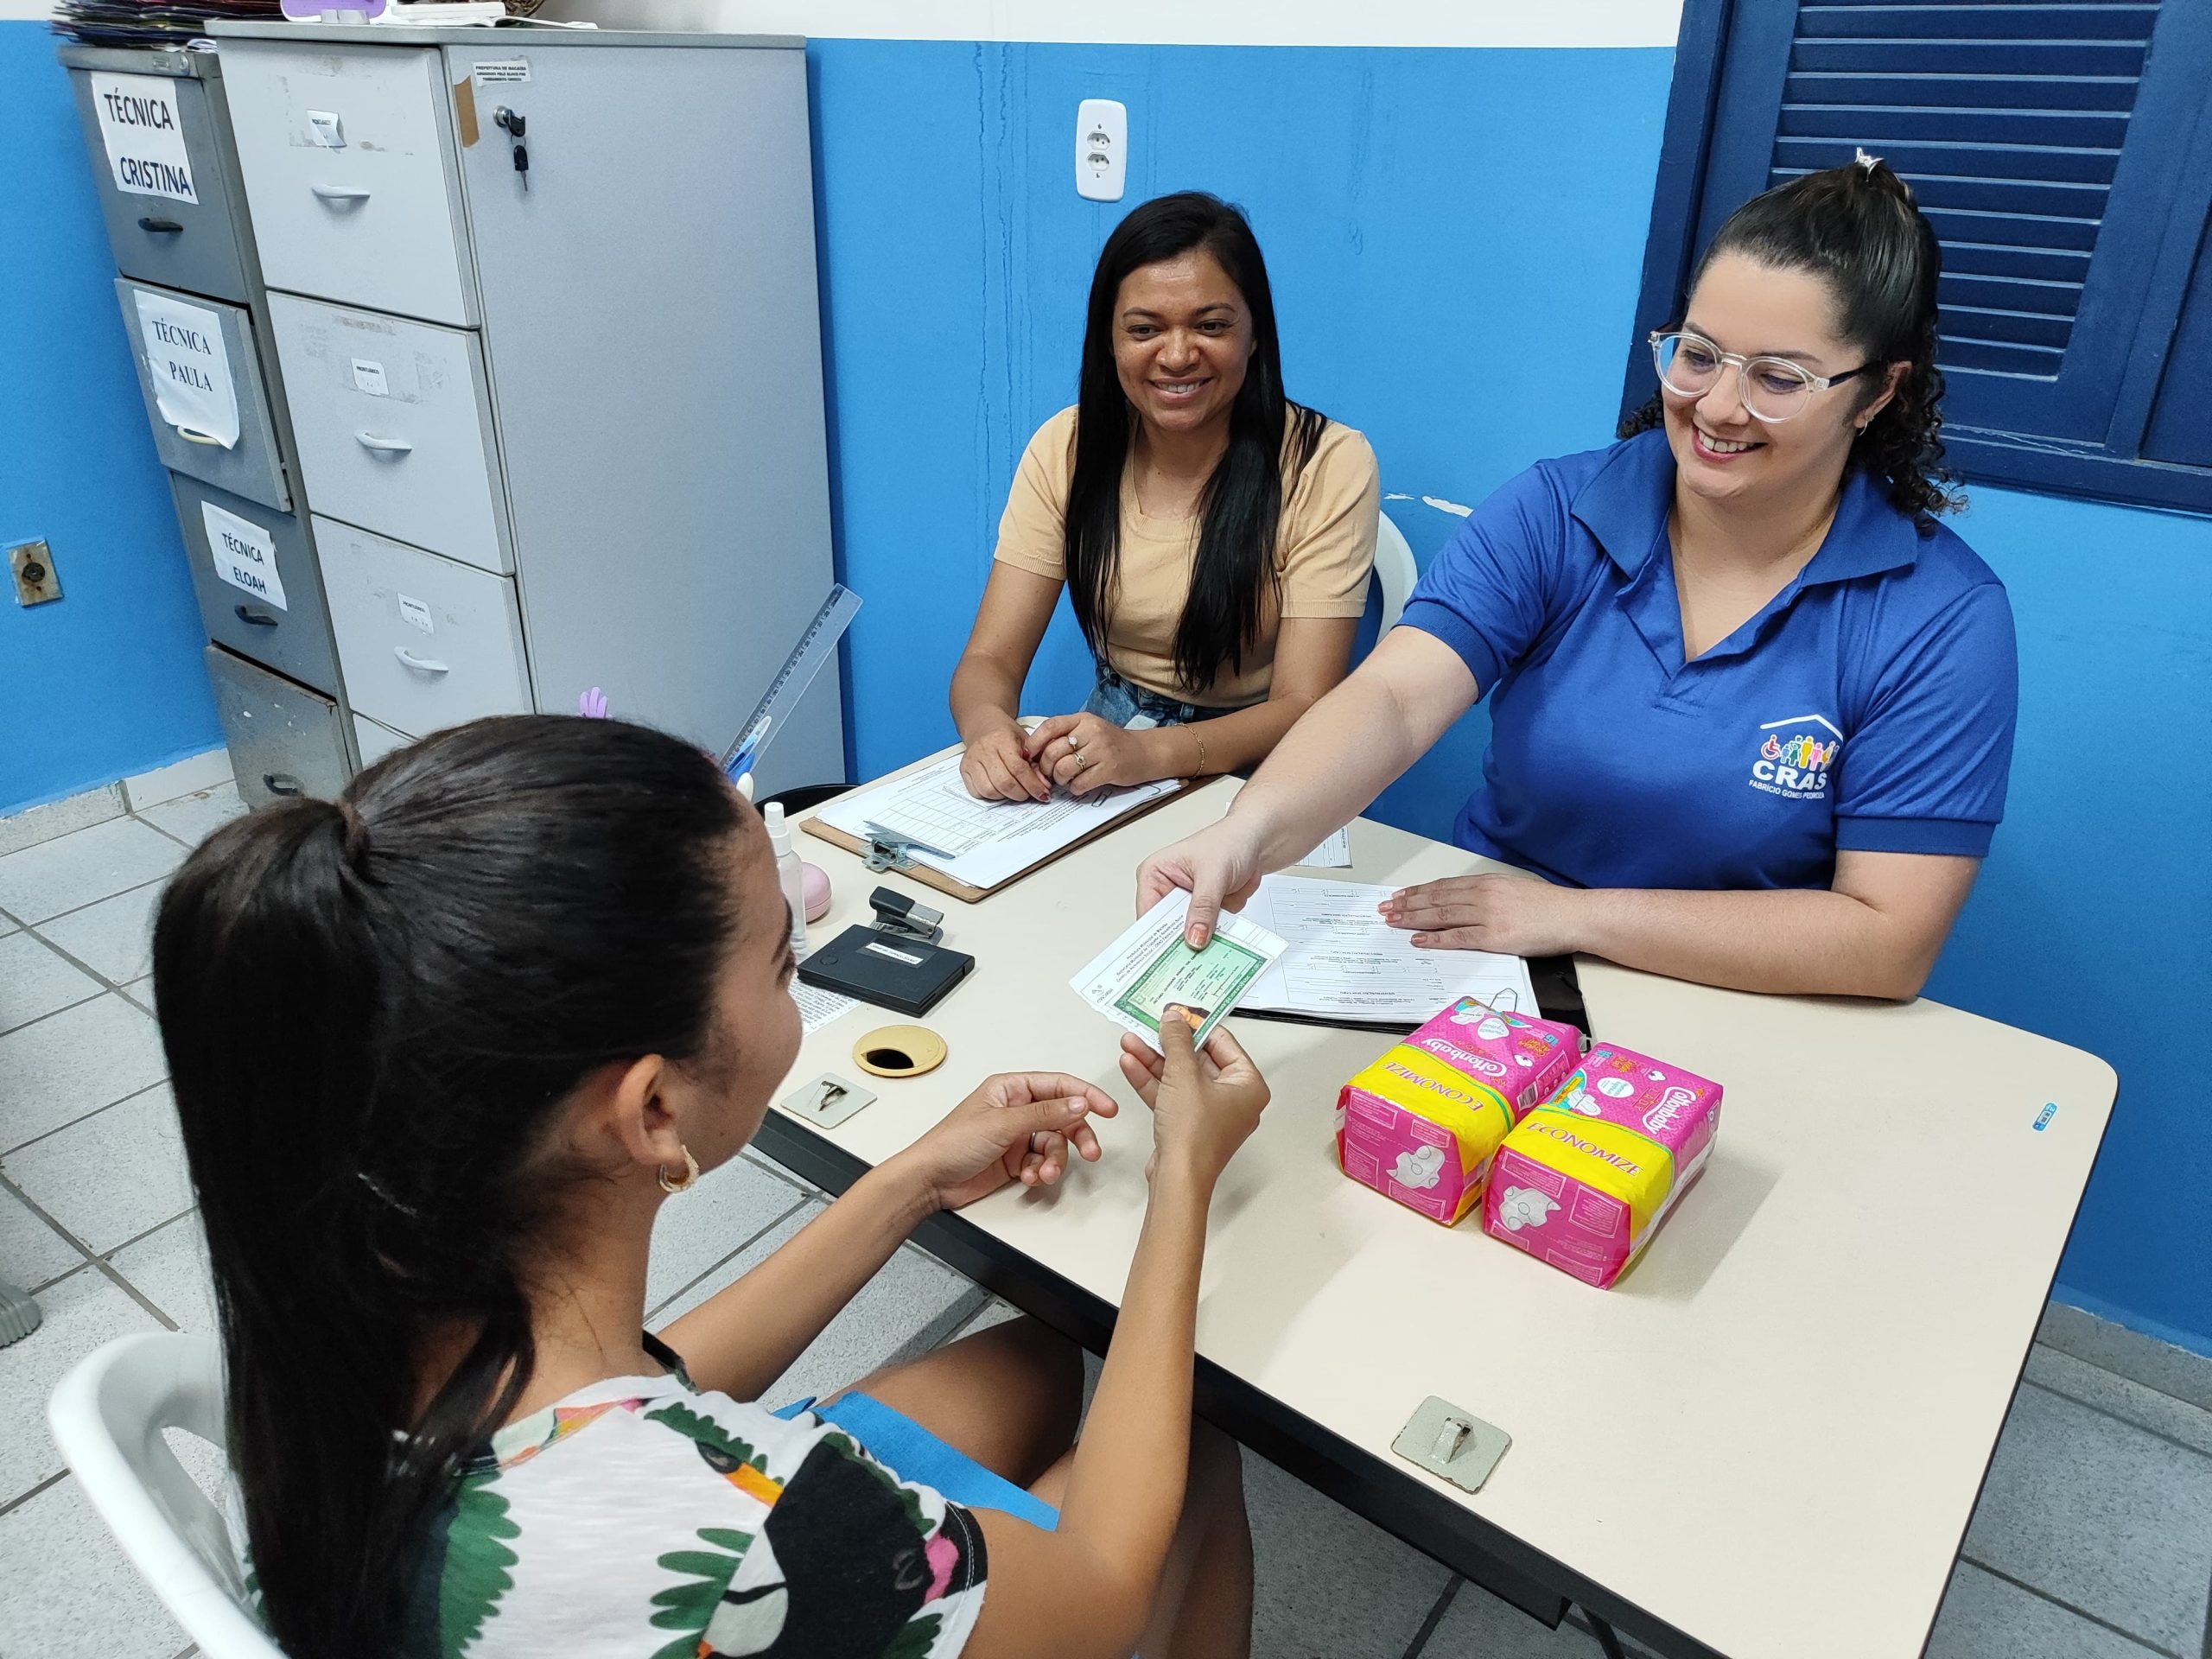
[1963,1380,2212,1653]
[0,995,168,1154]
[2025,1346,2212,1460]
[124,975,157,1015]
[949,1298,1024,1344]
[0,817,184,926]
[0,1474,192,1659]
[0,931,102,1035]
[37,880,165,986]
[742,1145,824,1197]
[0,912,16,937]
[653,1204,982,1406]
[111,1214,216,1335]
[7,1085,192,1255]
[1243,1446,1456,1659]
[0,786,125,861]
[1925,1561,2162,1659]
[0,1183,86,1293]
[2039,1301,2212,1414]
[645,1152,814,1313]
[137,784,247,850]
[0,1265,163,1500]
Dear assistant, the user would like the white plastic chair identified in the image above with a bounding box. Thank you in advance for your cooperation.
[48,1332,289,1659]
[1372,511,1419,634]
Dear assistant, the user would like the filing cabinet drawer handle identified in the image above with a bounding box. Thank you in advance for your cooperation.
[354,432,415,457]
[310,183,373,205]
[137,216,185,234]
[176,426,226,447]
[263,773,306,797]
[235,605,281,628]
[394,646,451,676]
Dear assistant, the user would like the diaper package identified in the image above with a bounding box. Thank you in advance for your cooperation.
[1335,998,1585,1225]
[1483,1044,1722,1287]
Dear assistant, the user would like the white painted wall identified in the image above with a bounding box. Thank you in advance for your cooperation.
[538,0,1683,48]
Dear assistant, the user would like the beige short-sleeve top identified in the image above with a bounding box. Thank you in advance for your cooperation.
[991,405,1381,708]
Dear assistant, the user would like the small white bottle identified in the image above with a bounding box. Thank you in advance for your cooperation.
[764,802,807,955]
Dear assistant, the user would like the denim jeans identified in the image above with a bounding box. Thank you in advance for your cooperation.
[1080,662,1238,728]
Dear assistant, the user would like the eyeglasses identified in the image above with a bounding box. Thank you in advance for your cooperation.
[1649,331,1873,423]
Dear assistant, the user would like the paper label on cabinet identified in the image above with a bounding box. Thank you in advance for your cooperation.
[350,358,390,397]
[90,73,198,203]
[200,501,288,612]
[397,594,435,635]
[306,110,345,149]
[473,59,531,84]
[133,289,238,448]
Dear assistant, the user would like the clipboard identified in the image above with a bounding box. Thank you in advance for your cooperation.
[798,755,1191,905]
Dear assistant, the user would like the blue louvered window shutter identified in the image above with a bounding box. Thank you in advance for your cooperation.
[1635,0,2212,512]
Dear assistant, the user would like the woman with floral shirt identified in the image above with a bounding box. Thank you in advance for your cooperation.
[155,715,1267,1658]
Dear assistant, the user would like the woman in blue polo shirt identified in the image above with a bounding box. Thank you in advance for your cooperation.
[1139,155,2017,1000]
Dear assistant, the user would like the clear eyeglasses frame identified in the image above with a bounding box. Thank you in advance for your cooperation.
[1648,330,1874,423]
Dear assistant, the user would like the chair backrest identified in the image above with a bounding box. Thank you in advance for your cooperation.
[48,1332,291,1659]
[1372,511,1419,635]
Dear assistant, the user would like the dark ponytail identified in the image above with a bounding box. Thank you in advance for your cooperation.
[1065,190,1326,693]
[1622,155,1959,522]
[152,715,748,1659]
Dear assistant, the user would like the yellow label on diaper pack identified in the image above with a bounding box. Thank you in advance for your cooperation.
[1346,1045,1514,1165]
[1513,1111,1675,1236]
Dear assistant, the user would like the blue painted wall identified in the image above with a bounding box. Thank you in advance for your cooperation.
[1927,488,2211,1352]
[807,36,2212,1353]
[0,23,221,817]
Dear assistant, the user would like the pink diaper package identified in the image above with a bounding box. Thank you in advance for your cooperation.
[1482,1044,1722,1287]
[1335,999,1586,1226]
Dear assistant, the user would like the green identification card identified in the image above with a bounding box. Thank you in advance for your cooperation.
[1071,891,1287,1052]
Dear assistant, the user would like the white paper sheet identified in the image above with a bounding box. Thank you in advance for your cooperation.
[792,980,860,1035]
[815,751,1179,891]
[134,289,238,448]
[1294,827,1351,868]
[91,73,199,203]
[200,501,286,611]
[1070,890,1287,1052]
[1240,874,1536,1024]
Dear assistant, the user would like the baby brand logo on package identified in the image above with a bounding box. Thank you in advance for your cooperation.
[1335,999,1582,1226]
[1484,1045,1721,1287]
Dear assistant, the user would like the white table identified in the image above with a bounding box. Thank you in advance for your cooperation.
[756,756,2116,1659]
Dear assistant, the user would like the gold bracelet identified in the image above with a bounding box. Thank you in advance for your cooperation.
[1190,726,1209,778]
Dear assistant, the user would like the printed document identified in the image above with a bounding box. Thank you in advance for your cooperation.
[814,751,1179,890]
[1071,891,1287,1052]
[1240,875,1535,1024]
[1294,826,1351,868]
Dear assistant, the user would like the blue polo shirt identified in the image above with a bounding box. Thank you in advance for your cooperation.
[1398,430,2018,892]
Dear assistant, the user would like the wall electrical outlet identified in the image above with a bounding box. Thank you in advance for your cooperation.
[1077,99,1127,202]
[9,540,61,606]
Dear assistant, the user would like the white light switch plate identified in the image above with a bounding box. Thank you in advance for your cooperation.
[1077,99,1126,201]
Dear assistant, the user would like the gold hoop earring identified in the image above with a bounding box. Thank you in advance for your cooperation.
[658,1145,701,1194]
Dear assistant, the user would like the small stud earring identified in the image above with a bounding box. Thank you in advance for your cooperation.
[658,1145,701,1193]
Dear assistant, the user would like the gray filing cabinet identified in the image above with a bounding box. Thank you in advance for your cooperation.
[209,22,846,798]
[61,41,359,807]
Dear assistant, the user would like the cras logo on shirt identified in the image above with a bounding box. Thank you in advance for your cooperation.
[1749,714,1843,802]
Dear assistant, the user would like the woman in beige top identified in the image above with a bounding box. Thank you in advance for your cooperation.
[951,192,1381,801]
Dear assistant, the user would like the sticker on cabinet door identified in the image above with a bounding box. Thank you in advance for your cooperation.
[133,289,238,448]
[351,358,390,397]
[397,594,435,635]
[90,73,198,203]
[201,501,288,611]
[474,58,530,84]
